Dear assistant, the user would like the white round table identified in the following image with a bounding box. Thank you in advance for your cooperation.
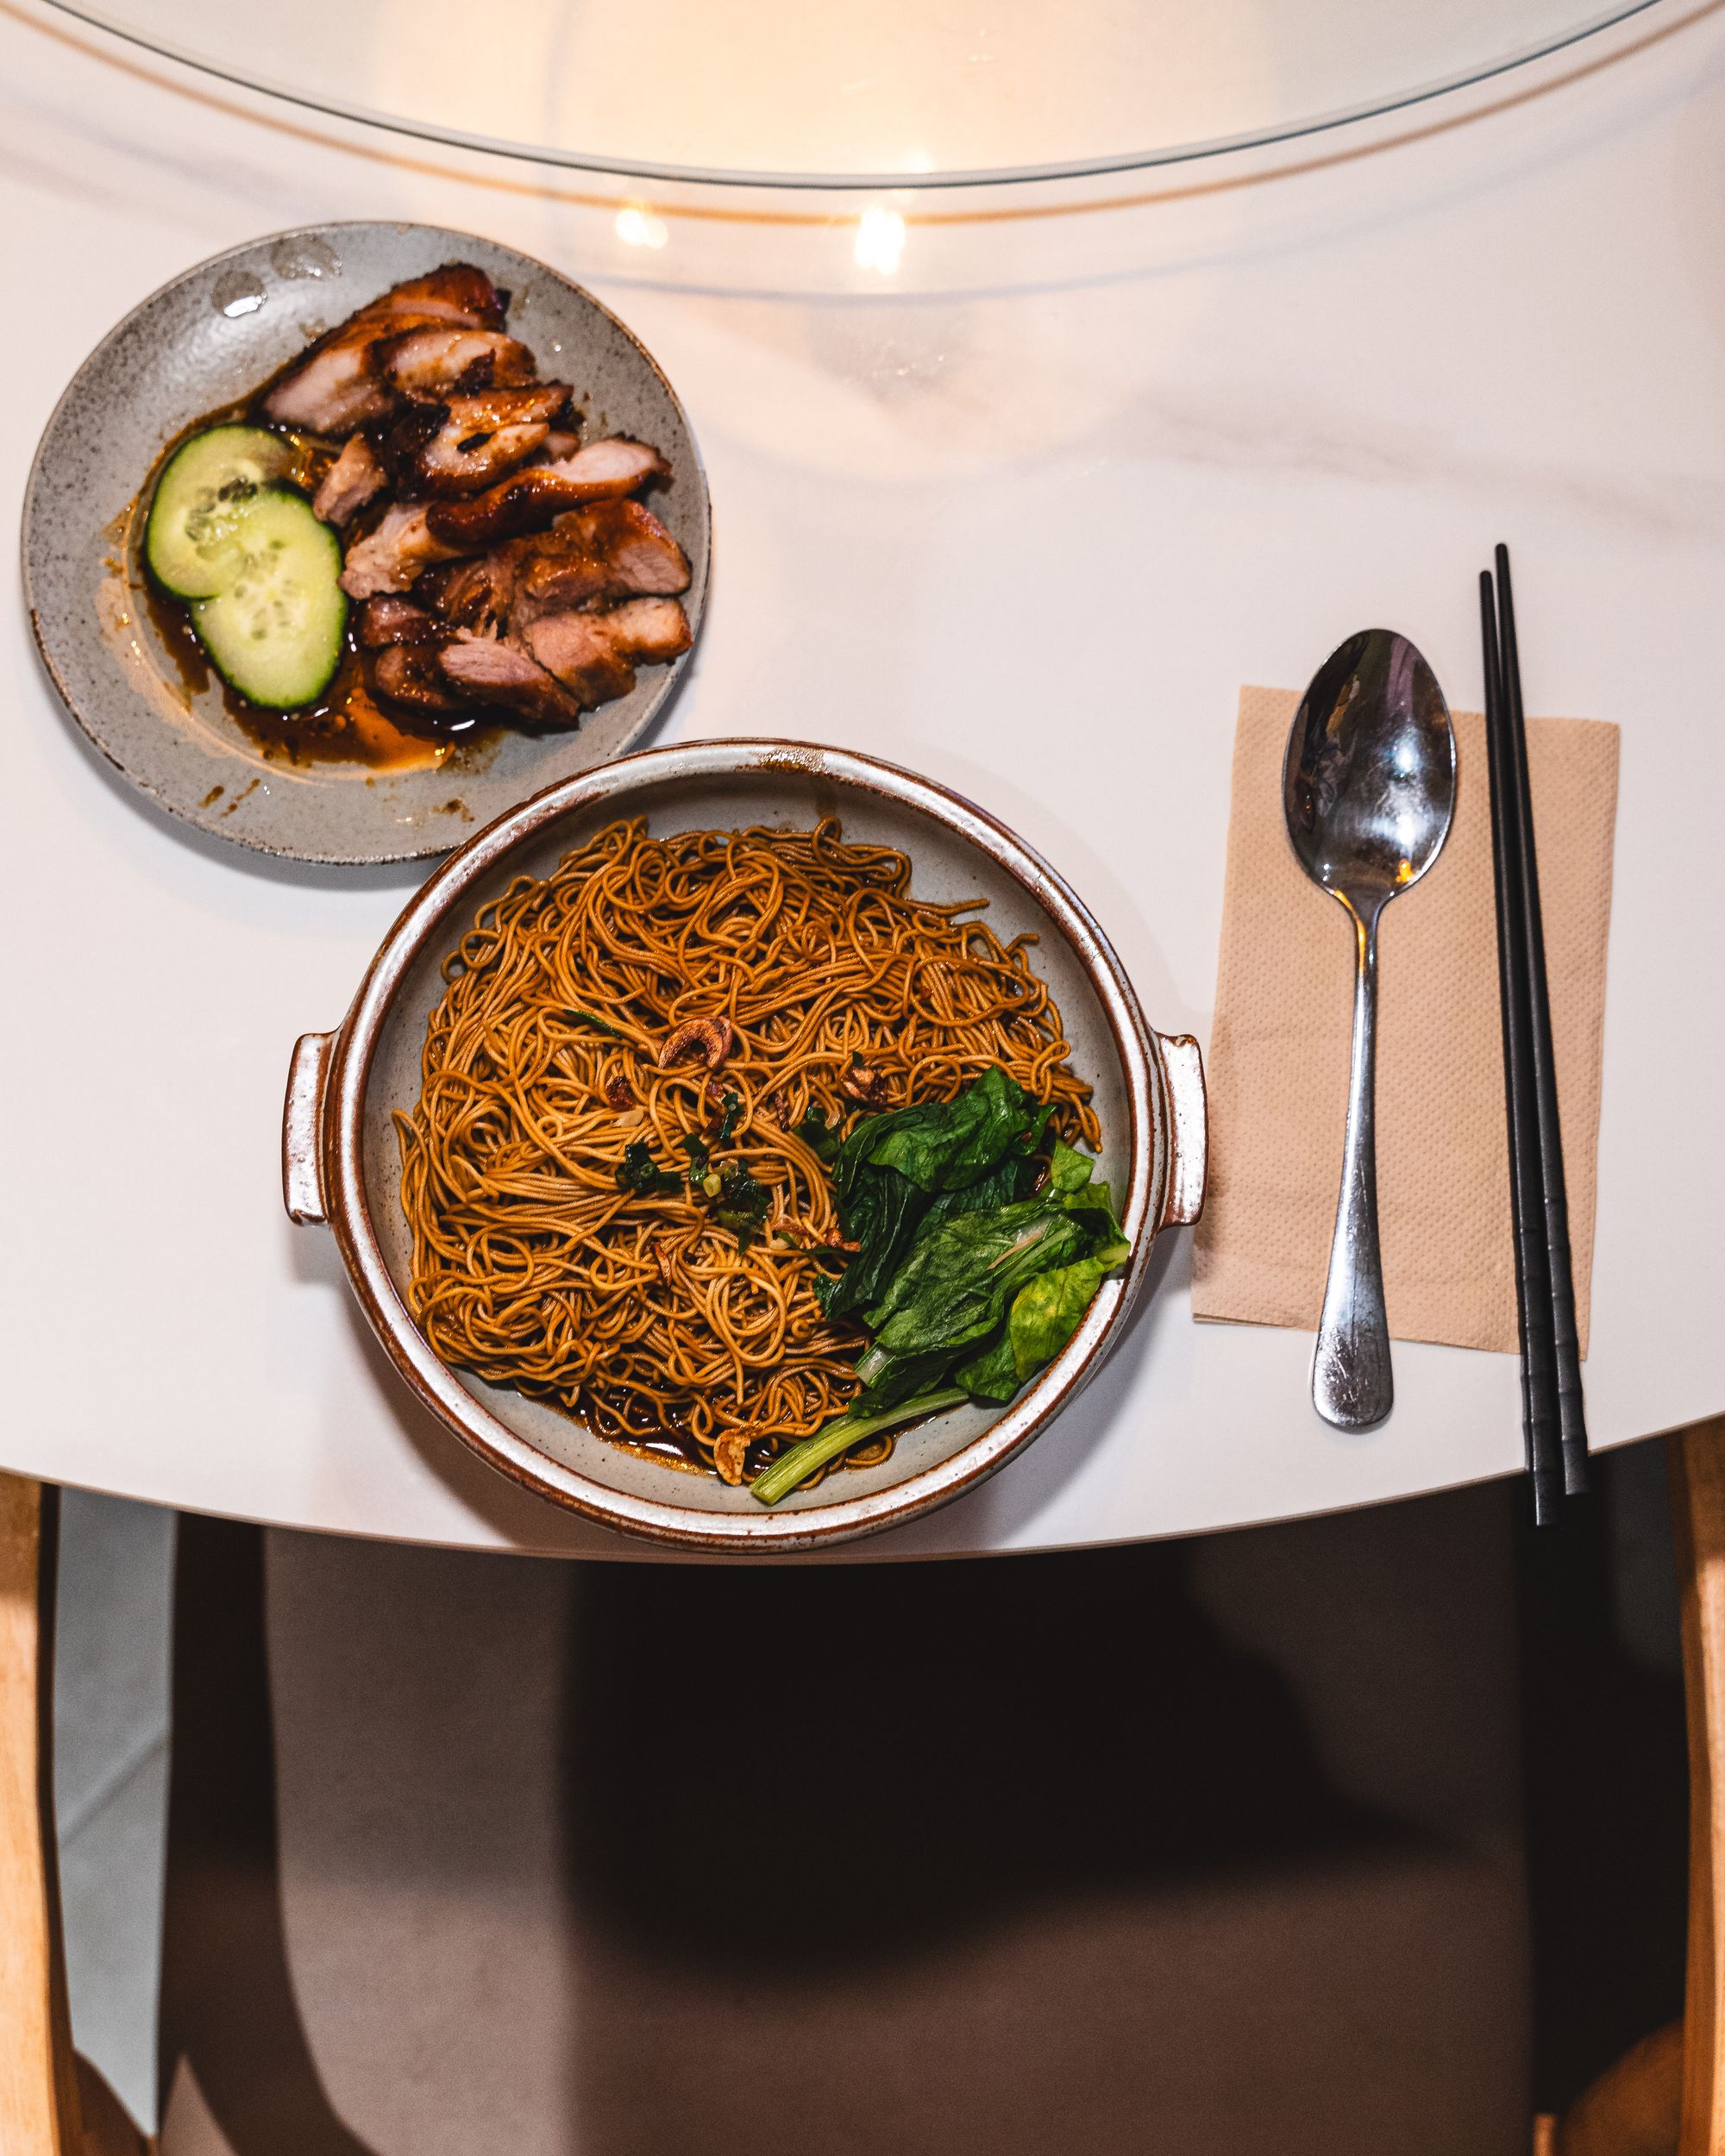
[4,0,1720,1558]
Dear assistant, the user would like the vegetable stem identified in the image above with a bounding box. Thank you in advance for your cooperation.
[750,1388,969,1507]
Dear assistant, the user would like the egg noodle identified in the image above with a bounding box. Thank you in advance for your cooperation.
[395,817,1097,1484]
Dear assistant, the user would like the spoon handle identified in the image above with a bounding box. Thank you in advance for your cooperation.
[1314,906,1393,1428]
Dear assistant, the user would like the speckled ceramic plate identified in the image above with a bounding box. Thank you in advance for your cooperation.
[21,222,710,865]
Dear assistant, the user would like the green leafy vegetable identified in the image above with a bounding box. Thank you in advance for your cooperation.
[914,1147,1045,1237]
[1047,1138,1094,1194]
[841,1118,1130,1411]
[750,1387,968,1506]
[845,1349,957,1411]
[715,1089,743,1144]
[951,1332,1019,1401]
[745,1068,1133,1508]
[819,1069,1053,1321]
[1005,1244,1129,1380]
[794,1102,840,1162]
[616,1141,681,1196]
[681,1131,711,1183]
[834,1065,1049,1199]
[1065,1181,1118,1227]
[1044,1136,1120,1231]
[864,1201,1090,1350]
[850,1201,1091,1403]
[816,1157,929,1319]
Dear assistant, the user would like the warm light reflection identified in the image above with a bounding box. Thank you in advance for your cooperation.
[615,204,669,249]
[854,204,906,274]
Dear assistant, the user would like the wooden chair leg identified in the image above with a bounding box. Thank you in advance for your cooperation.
[0,1471,83,2156]
[1668,1418,1725,2156]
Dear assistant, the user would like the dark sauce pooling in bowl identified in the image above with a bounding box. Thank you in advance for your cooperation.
[135,404,501,775]
[584,1355,908,1490]
[586,1388,712,1474]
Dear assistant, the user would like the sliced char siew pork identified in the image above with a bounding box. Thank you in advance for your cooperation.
[339,444,681,604]
[361,599,585,731]
[373,328,536,401]
[363,574,687,729]
[418,552,512,635]
[511,499,691,619]
[260,266,518,435]
[372,642,467,719]
[430,499,690,633]
[311,435,387,527]
[438,634,585,727]
[423,438,669,548]
[522,599,692,706]
[339,504,469,599]
[370,599,687,725]
[355,265,509,329]
[355,594,441,647]
[381,383,571,497]
[400,496,691,717]
[262,329,394,436]
[255,259,691,736]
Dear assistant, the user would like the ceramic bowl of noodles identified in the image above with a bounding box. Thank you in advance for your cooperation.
[281,739,1206,1551]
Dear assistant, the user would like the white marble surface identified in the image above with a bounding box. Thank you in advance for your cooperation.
[4,0,1723,1558]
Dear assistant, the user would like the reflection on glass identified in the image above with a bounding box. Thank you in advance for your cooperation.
[615,205,670,250]
[854,206,906,275]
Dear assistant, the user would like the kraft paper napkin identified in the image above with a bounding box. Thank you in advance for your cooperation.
[1191,686,1619,1356]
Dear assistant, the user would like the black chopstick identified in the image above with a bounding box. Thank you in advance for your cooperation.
[1493,546,1590,1497]
[1481,571,1563,1525]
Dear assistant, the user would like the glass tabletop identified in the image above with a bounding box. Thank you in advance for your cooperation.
[46,0,1659,188]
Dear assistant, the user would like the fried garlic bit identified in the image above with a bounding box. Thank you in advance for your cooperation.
[713,1431,750,1487]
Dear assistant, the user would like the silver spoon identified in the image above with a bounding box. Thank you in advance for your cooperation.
[1283,629,1457,1429]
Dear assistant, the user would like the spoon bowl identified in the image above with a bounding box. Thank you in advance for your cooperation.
[1284,630,1457,909]
[1283,629,1457,1429]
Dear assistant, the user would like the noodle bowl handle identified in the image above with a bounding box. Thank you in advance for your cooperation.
[283,1031,336,1225]
[1153,1032,1208,1233]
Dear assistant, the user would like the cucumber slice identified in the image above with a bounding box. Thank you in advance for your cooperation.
[190,492,348,710]
[146,425,297,599]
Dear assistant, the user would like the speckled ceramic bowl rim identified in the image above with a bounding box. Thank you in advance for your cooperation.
[299,740,1203,1551]
[21,219,711,865]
